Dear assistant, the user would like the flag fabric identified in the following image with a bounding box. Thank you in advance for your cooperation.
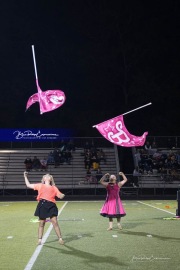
[94,115,148,147]
[26,80,66,114]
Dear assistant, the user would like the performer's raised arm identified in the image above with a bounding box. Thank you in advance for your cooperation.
[24,171,34,189]
[99,173,110,186]
[118,172,128,187]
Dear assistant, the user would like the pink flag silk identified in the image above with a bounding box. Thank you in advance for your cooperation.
[26,80,66,114]
[95,115,148,147]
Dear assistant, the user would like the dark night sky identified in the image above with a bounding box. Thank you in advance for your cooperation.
[0,0,179,137]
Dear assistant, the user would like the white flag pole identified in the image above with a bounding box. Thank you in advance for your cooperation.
[92,102,152,127]
[122,102,152,116]
[31,45,42,114]
[32,45,38,80]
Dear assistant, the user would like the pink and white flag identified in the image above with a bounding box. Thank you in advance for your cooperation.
[26,80,66,114]
[94,115,148,147]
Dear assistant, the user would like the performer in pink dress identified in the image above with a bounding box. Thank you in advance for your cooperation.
[100,172,127,230]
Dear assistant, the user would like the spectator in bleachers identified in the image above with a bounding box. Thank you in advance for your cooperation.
[144,141,152,150]
[60,150,72,165]
[144,141,152,156]
[85,168,92,183]
[134,149,141,167]
[84,141,91,151]
[47,151,55,165]
[176,150,180,165]
[96,168,103,183]
[135,140,180,179]
[59,140,66,152]
[91,154,99,170]
[165,154,178,172]
[84,149,91,169]
[167,138,175,149]
[132,166,141,187]
[53,148,61,168]
[32,156,41,171]
[97,149,106,164]
[90,141,98,155]
[152,141,157,149]
[66,150,73,164]
[40,157,48,171]
[139,150,153,174]
[24,157,32,171]
[67,139,75,152]
[90,168,98,183]
[85,168,97,183]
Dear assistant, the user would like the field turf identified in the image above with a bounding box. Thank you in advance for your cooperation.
[0,200,179,270]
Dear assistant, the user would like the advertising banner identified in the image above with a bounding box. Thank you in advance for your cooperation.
[0,129,74,141]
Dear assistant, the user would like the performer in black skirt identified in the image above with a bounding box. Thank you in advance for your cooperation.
[24,171,65,245]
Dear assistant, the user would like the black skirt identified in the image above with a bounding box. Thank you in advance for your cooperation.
[34,199,58,219]
[100,213,126,218]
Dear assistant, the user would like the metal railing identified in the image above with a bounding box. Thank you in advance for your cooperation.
[0,136,180,149]
[1,173,179,199]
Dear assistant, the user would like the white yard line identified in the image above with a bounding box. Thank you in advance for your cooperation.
[24,201,68,270]
[137,201,175,215]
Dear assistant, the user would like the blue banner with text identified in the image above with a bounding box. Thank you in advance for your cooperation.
[0,129,74,141]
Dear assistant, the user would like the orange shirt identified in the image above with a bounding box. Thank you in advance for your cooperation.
[34,183,61,203]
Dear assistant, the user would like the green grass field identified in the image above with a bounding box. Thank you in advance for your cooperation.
[0,200,180,270]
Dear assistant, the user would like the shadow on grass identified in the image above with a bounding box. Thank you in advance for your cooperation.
[44,244,127,268]
[121,230,180,241]
[46,233,93,244]
[122,222,146,229]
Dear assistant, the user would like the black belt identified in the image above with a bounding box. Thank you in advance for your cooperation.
[40,199,49,203]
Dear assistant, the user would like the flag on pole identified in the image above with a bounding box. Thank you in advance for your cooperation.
[26,79,66,114]
[94,115,148,147]
[26,45,66,114]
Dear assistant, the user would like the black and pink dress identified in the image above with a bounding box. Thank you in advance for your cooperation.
[100,183,126,218]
